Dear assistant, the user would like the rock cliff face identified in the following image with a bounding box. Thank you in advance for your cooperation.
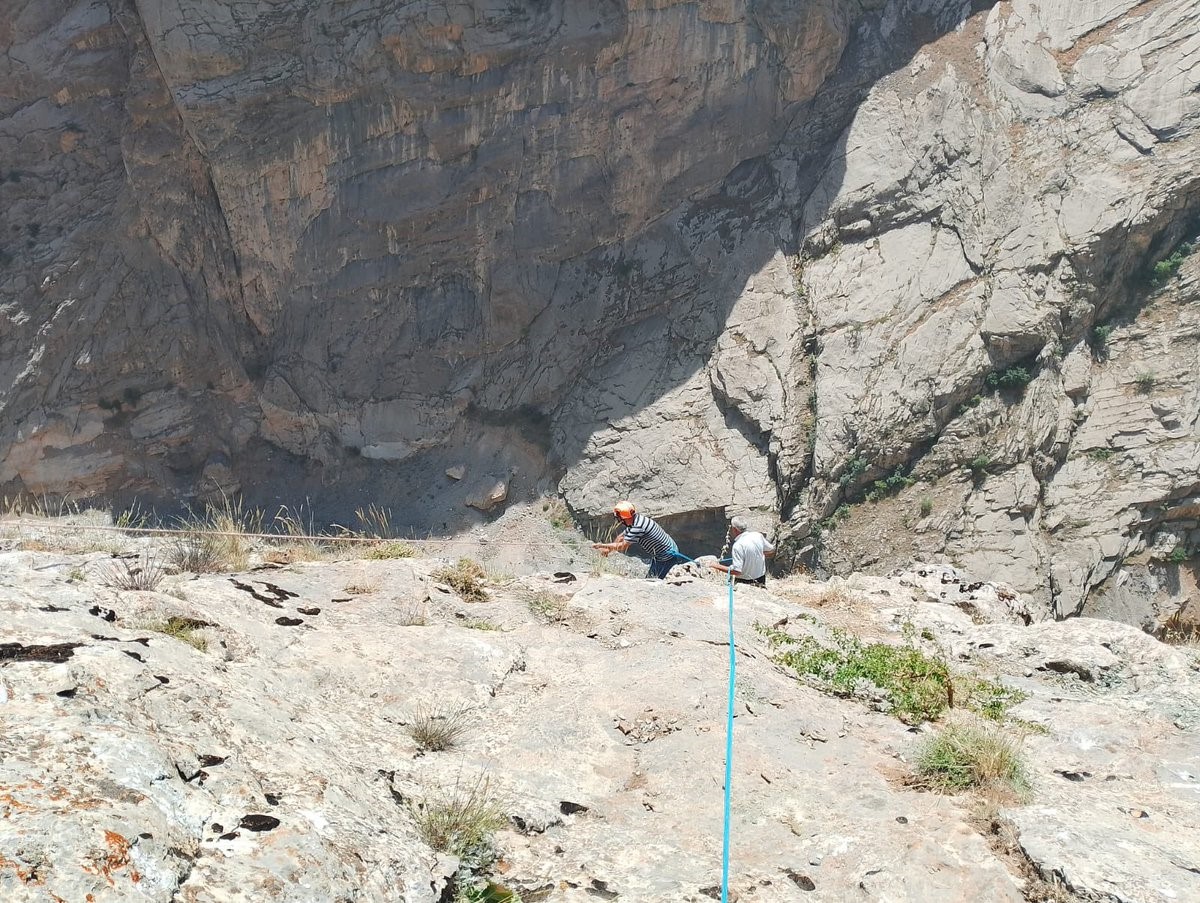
[1,0,1198,621]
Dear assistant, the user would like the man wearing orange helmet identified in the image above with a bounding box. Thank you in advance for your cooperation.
[592,501,680,579]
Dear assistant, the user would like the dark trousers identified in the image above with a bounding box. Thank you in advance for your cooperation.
[647,557,676,579]
[735,575,766,586]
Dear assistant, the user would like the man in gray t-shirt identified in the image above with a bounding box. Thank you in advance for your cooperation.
[709,515,775,585]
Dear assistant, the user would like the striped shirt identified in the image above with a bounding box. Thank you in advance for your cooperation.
[621,514,677,562]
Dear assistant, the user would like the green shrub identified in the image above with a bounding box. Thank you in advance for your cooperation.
[1148,242,1193,287]
[985,366,1032,391]
[915,721,1029,795]
[457,883,523,903]
[969,454,993,474]
[1166,545,1191,564]
[838,456,869,488]
[962,679,1028,721]
[1133,372,1157,393]
[1087,448,1114,461]
[919,497,933,517]
[864,469,915,502]
[762,627,953,724]
[1091,324,1113,348]
[761,626,1025,726]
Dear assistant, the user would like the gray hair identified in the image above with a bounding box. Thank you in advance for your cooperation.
[729,515,749,533]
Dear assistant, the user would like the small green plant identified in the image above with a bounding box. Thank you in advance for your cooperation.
[1091,324,1113,349]
[66,567,87,583]
[985,366,1032,392]
[462,617,500,631]
[969,454,993,475]
[456,882,523,903]
[1133,372,1157,393]
[100,553,166,591]
[412,774,506,857]
[1148,241,1193,288]
[1087,448,1114,461]
[140,616,210,652]
[919,497,933,517]
[1165,545,1191,564]
[527,590,567,623]
[434,558,490,601]
[955,394,984,417]
[915,720,1029,796]
[864,469,915,502]
[364,541,418,560]
[838,456,869,488]
[406,702,474,752]
[113,502,150,530]
[962,679,1028,722]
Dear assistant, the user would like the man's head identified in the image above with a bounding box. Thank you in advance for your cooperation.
[729,515,749,537]
[614,500,637,526]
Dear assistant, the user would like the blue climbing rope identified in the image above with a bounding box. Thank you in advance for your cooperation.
[668,549,736,901]
[720,567,735,903]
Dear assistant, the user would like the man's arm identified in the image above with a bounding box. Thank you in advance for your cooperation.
[711,543,744,577]
[592,535,632,557]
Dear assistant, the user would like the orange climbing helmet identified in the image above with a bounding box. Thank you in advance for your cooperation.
[613,500,636,524]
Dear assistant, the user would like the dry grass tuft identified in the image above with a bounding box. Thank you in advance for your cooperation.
[406,701,474,752]
[364,541,418,560]
[138,616,211,652]
[100,553,166,591]
[433,558,490,601]
[412,773,506,858]
[527,589,567,624]
[915,719,1029,797]
[398,601,428,627]
[168,495,261,573]
[270,504,325,562]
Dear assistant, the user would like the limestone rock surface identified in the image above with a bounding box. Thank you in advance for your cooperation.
[1,518,1198,901]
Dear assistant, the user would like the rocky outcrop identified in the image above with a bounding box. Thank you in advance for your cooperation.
[1,521,1197,901]
[2,1,1198,622]
[776,0,1200,621]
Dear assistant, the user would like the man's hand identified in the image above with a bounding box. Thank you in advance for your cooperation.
[591,542,613,558]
